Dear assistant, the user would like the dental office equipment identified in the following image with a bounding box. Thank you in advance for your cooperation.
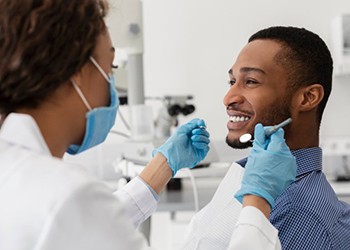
[154,95,195,140]
[239,118,292,143]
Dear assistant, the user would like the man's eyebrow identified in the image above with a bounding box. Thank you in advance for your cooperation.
[228,67,266,76]
[240,67,265,74]
[111,47,115,52]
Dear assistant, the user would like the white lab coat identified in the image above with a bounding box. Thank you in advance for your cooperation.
[0,113,280,250]
[178,162,281,250]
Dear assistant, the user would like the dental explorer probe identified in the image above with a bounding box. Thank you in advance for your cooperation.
[239,117,292,143]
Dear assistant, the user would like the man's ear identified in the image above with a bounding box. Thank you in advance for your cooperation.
[295,84,324,112]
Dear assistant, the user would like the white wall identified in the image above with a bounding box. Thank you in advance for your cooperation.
[141,0,350,141]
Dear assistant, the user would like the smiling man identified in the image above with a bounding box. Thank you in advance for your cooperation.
[179,26,350,250]
[225,52,291,150]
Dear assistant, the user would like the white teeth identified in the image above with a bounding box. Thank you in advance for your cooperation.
[229,116,250,122]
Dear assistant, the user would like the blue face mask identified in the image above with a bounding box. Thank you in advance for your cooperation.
[67,57,119,155]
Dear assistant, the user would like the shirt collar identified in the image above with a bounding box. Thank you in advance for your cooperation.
[292,147,322,177]
[236,147,323,177]
[0,113,51,156]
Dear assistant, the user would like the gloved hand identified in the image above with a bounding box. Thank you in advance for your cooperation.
[152,118,210,176]
[234,123,297,208]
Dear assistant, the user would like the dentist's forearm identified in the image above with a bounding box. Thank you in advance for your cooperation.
[242,195,271,219]
[139,153,173,194]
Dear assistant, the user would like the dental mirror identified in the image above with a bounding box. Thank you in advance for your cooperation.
[239,133,252,143]
[239,118,292,144]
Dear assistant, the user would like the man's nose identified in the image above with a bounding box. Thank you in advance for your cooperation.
[223,84,245,107]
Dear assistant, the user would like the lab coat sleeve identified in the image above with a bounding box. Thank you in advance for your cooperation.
[228,206,281,250]
[34,180,150,250]
[114,176,158,228]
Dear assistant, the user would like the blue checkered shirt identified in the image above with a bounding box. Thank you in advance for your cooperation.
[237,147,350,249]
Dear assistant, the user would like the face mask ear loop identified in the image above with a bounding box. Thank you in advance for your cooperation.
[89,56,110,82]
[71,79,92,111]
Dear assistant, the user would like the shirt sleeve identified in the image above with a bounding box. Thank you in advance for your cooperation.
[228,206,281,250]
[114,176,158,228]
[35,180,150,250]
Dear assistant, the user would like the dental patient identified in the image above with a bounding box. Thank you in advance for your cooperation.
[178,26,350,250]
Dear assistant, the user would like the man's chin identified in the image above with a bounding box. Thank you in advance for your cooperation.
[225,136,252,149]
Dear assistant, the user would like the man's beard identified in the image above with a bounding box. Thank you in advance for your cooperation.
[225,96,291,149]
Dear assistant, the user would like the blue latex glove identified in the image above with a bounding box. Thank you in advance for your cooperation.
[152,118,210,176]
[234,123,297,208]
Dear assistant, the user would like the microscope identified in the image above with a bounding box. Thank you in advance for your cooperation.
[154,95,195,140]
[118,95,196,165]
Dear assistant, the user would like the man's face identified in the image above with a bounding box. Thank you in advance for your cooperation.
[224,39,292,149]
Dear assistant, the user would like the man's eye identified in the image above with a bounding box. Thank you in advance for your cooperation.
[246,79,258,85]
[228,79,235,86]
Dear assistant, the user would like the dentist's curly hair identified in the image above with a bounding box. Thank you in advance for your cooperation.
[0,0,108,119]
